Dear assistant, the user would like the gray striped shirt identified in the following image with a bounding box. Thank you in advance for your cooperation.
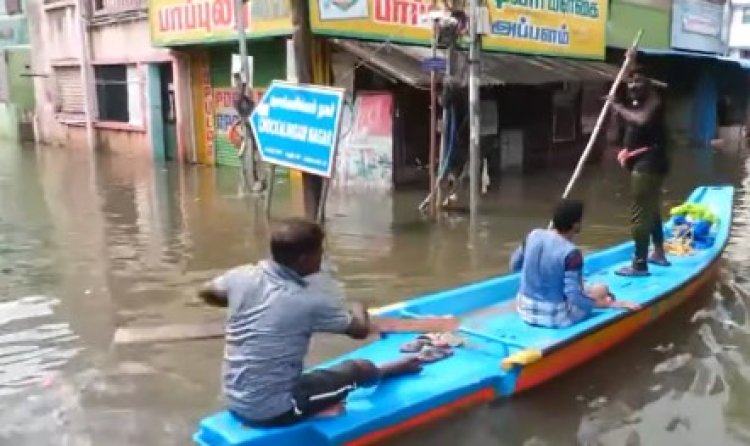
[211,260,352,421]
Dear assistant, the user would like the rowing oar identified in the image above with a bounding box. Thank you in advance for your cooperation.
[112,315,459,345]
[548,29,644,229]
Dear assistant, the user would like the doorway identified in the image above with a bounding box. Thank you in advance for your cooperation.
[148,62,178,161]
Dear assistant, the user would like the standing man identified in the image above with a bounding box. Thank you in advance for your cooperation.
[610,63,671,277]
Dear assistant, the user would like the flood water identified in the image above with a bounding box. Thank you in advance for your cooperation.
[1,141,749,445]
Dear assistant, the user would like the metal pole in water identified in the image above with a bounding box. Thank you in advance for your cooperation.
[437,43,453,212]
[429,17,439,218]
[468,0,481,222]
[235,0,257,191]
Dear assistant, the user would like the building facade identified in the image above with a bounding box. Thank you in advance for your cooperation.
[26,0,193,158]
[728,0,750,58]
[147,0,293,166]
[0,0,35,141]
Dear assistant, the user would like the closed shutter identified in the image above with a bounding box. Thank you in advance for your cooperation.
[53,66,84,114]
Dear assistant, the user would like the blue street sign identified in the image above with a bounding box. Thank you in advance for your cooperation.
[250,81,345,178]
[421,57,447,72]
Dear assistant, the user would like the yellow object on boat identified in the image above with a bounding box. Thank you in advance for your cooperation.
[669,202,718,224]
[501,348,543,370]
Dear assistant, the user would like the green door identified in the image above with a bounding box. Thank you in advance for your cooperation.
[147,64,166,162]
[160,63,179,161]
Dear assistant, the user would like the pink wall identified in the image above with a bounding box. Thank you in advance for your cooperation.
[27,0,190,158]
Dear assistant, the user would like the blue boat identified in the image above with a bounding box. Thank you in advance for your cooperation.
[194,185,734,446]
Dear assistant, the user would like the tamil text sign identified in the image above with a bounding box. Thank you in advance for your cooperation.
[483,0,608,58]
[310,0,607,58]
[149,0,293,46]
[250,81,345,178]
[310,0,434,45]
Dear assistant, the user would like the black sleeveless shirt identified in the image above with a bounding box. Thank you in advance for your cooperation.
[622,99,669,175]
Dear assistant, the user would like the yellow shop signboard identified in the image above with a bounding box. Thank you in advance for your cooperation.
[483,0,607,59]
[310,0,434,45]
[150,0,293,46]
[309,0,607,59]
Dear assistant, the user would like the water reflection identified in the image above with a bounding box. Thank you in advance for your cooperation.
[0,142,748,445]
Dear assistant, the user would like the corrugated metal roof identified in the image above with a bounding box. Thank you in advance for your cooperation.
[332,39,620,87]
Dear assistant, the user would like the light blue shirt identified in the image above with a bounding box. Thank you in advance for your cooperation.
[211,260,353,421]
[510,229,594,326]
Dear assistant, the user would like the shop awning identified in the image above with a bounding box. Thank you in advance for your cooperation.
[639,48,750,71]
[332,39,620,88]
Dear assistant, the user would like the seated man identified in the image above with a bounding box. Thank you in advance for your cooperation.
[199,218,421,427]
[509,199,640,328]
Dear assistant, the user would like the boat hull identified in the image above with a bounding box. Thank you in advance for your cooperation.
[194,185,734,446]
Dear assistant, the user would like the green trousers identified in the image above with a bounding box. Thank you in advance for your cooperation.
[630,171,665,270]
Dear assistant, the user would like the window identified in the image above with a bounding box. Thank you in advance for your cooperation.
[94,64,142,125]
[5,0,22,15]
[743,7,750,24]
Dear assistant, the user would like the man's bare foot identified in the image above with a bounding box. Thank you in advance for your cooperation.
[380,356,423,378]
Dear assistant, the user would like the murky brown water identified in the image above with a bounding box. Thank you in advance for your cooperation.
[1,141,748,445]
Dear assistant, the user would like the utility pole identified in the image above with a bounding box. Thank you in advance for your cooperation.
[436,44,453,211]
[467,0,480,221]
[428,15,438,218]
[290,0,323,220]
[234,0,260,192]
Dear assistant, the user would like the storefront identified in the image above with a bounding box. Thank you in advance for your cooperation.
[340,41,617,182]
[148,0,293,166]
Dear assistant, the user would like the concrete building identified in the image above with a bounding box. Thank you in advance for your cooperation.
[0,0,35,141]
[729,0,750,58]
[26,0,192,159]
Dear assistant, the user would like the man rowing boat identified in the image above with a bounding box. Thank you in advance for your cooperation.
[198,218,421,427]
[610,64,671,276]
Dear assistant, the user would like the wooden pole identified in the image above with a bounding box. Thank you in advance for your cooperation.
[548,30,643,228]
[437,44,453,211]
[316,178,330,223]
[290,0,323,220]
[234,0,260,192]
[265,165,276,216]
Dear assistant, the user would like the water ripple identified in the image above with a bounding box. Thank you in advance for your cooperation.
[0,295,80,396]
